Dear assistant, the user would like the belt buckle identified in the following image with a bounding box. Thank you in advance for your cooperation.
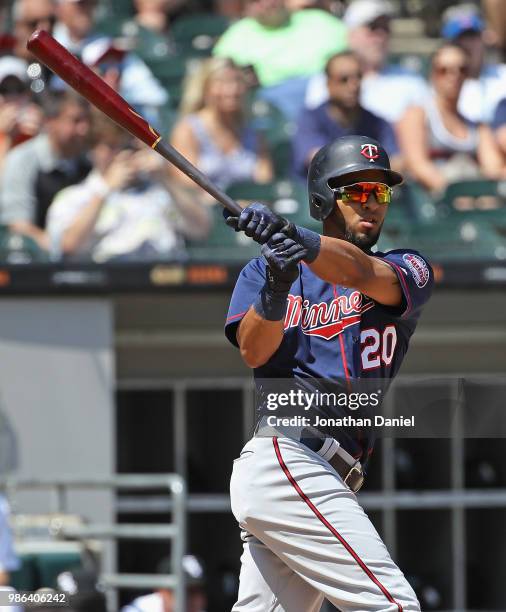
[344,464,364,493]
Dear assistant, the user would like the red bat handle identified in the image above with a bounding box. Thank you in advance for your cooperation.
[27,29,161,148]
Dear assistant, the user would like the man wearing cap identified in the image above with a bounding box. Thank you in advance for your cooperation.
[441,2,506,124]
[305,0,428,124]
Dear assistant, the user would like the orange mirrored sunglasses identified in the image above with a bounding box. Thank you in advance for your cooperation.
[333,182,392,205]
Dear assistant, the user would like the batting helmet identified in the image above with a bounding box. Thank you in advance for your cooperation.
[308,135,403,221]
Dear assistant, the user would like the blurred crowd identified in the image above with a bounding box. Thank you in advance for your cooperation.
[0,0,504,262]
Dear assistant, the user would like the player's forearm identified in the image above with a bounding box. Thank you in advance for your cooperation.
[237,307,284,369]
[308,235,374,288]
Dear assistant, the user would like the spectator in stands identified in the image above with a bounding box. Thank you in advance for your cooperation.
[213,0,346,118]
[397,43,504,195]
[0,90,91,250]
[170,57,273,196]
[46,112,210,262]
[122,0,185,63]
[0,57,43,170]
[132,0,186,35]
[294,51,400,179]
[0,494,21,587]
[53,0,99,55]
[214,0,243,19]
[121,554,207,612]
[11,0,55,62]
[441,3,506,124]
[482,0,506,59]
[305,0,428,124]
[80,37,169,129]
[492,98,506,157]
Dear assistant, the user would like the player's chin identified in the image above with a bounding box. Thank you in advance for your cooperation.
[347,227,380,251]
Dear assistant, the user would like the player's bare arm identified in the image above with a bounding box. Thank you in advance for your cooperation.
[235,232,308,368]
[236,311,283,368]
[307,235,402,307]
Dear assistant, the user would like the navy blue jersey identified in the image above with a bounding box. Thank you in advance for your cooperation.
[225,248,434,459]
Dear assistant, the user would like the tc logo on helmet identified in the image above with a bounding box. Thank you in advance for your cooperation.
[360,143,379,162]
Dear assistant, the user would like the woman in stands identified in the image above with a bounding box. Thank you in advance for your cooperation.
[170,57,273,199]
[397,42,504,199]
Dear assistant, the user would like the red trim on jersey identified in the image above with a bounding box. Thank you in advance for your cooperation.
[332,285,351,384]
[226,310,248,322]
[272,437,404,612]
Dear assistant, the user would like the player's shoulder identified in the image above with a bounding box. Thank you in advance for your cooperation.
[375,247,431,265]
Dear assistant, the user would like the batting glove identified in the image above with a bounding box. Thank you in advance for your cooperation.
[225,202,293,244]
[253,234,305,321]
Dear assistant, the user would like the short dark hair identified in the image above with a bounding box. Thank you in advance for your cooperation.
[40,89,90,119]
[324,50,360,76]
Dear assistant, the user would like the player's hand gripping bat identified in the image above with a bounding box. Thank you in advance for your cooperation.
[27,30,242,216]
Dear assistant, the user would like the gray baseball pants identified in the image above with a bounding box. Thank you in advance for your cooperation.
[230,436,420,612]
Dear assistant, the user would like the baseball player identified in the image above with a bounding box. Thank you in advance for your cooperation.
[224,135,434,611]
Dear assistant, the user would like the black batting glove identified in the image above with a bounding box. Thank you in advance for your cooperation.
[261,232,307,293]
[225,202,295,245]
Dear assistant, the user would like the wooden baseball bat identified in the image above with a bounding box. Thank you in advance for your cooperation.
[27,30,242,215]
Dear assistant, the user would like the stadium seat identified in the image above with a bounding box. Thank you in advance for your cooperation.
[0,227,49,263]
[171,14,229,57]
[125,24,174,66]
[187,206,261,262]
[247,98,295,178]
[11,551,82,591]
[146,56,190,111]
[270,140,293,178]
[408,218,506,261]
[439,179,506,212]
[226,180,320,230]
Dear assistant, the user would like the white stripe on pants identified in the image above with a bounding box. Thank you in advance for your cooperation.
[230,436,420,612]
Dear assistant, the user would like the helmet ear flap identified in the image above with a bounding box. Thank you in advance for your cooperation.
[311,194,323,210]
[309,190,335,221]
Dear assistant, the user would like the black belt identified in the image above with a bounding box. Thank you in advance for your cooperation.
[325,450,364,493]
[299,436,364,493]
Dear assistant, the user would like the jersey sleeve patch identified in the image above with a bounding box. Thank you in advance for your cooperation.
[375,249,434,320]
[402,253,430,288]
